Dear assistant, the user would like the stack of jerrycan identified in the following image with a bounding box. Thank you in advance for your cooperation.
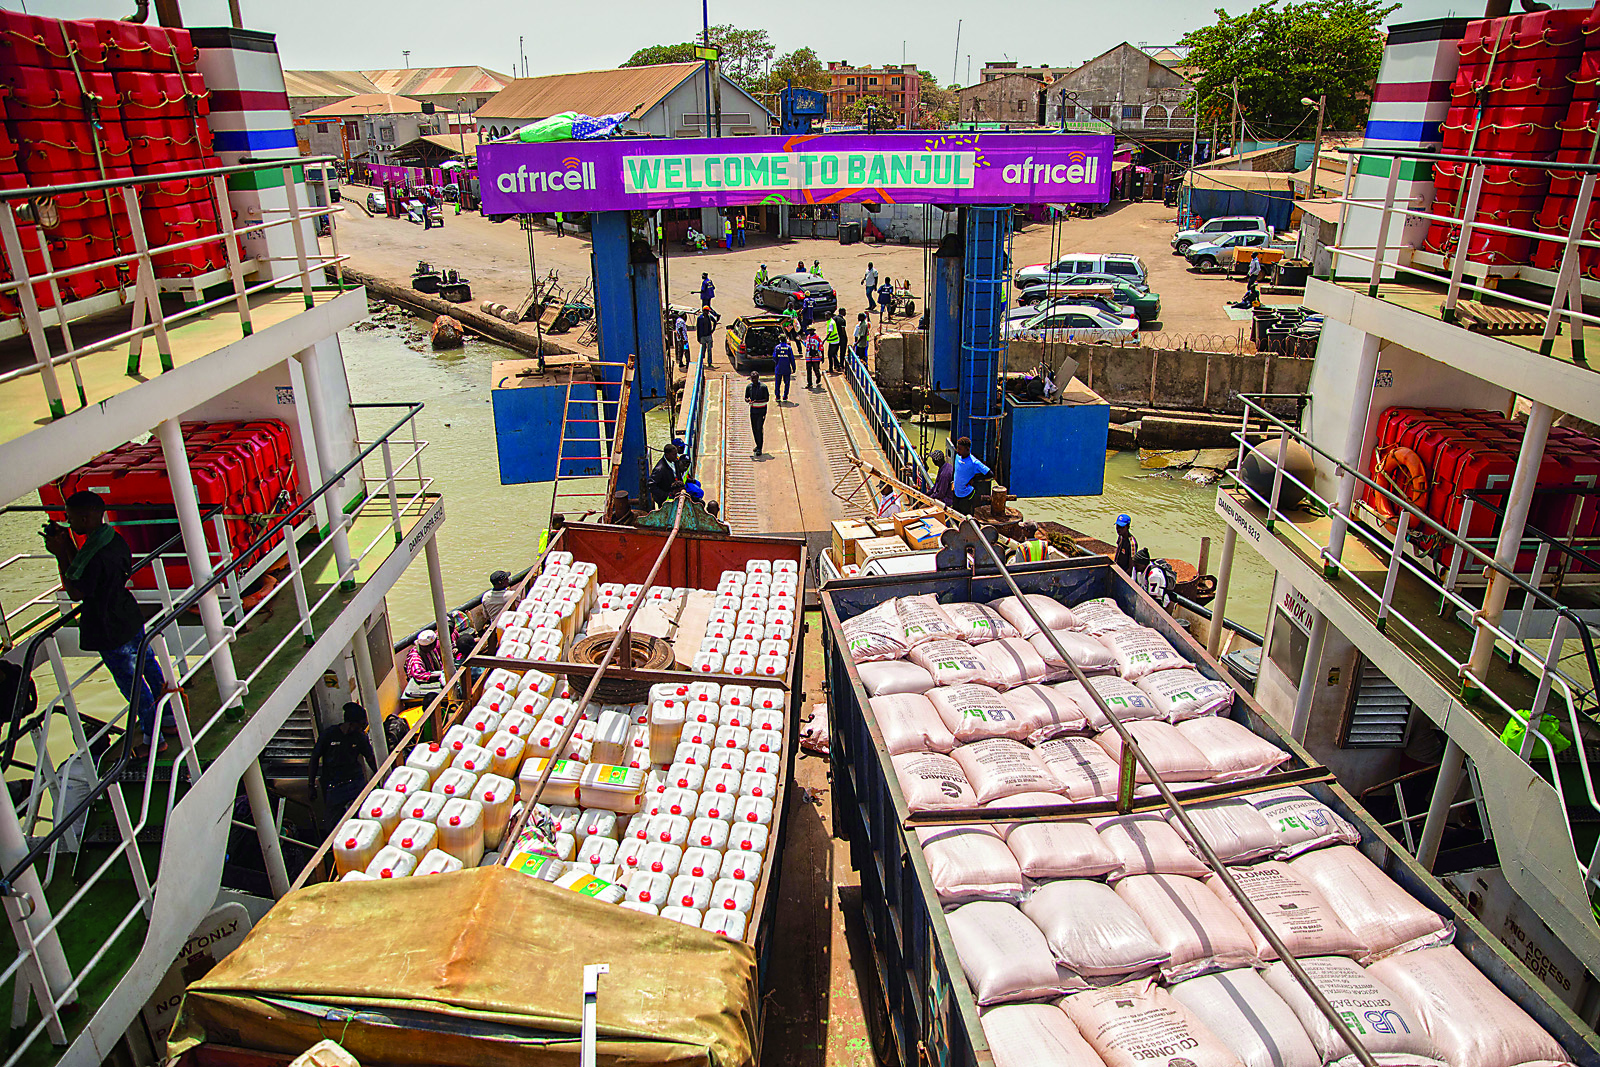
[1367,407,1600,574]
[0,11,225,319]
[1536,5,1600,277]
[1428,6,1590,265]
[39,419,302,589]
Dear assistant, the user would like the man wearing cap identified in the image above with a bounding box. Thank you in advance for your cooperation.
[309,702,377,832]
[404,629,447,683]
[481,570,514,621]
[1114,514,1138,575]
[951,436,991,516]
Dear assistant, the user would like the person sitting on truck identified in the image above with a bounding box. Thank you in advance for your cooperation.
[481,570,514,621]
[650,444,684,507]
[1010,523,1050,564]
[951,437,991,515]
[309,702,377,833]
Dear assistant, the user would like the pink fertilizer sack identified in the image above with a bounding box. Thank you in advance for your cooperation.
[1034,736,1122,801]
[1289,845,1453,962]
[910,640,997,687]
[1062,979,1248,1067]
[1165,798,1280,865]
[978,1003,1102,1067]
[890,752,977,812]
[896,593,963,647]
[1021,879,1170,978]
[973,636,1053,690]
[1069,597,1139,637]
[1055,676,1163,731]
[1176,717,1291,783]
[952,738,1061,803]
[1205,860,1368,960]
[1244,787,1361,857]
[1169,968,1322,1067]
[915,823,1025,904]
[869,693,956,754]
[856,659,935,696]
[1113,873,1260,981]
[944,900,1070,1005]
[1005,821,1124,879]
[1097,626,1189,682]
[1003,683,1089,742]
[990,593,1080,638]
[841,600,908,663]
[1029,629,1120,678]
[1095,815,1212,879]
[1093,720,1214,782]
[943,601,1019,644]
[1261,955,1444,1067]
[929,684,1032,743]
[1136,668,1234,721]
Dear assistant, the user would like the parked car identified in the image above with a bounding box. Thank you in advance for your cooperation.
[1016,276,1161,323]
[1014,252,1147,289]
[1005,293,1133,325]
[1171,215,1268,254]
[366,190,387,214]
[725,313,788,371]
[1005,306,1139,343]
[1185,230,1274,270]
[755,272,837,314]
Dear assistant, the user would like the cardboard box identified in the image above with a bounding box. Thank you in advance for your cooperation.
[900,518,946,551]
[857,535,913,562]
[831,519,875,566]
[869,518,899,537]
[893,507,944,536]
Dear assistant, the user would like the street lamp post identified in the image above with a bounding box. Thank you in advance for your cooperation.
[402,50,410,69]
[1301,94,1327,199]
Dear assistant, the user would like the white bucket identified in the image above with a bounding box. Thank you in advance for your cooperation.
[465,707,503,739]
[703,768,741,797]
[576,809,621,841]
[646,813,691,847]
[688,681,722,706]
[694,792,735,823]
[442,723,481,754]
[660,905,703,927]
[714,725,751,752]
[720,848,763,884]
[650,701,686,765]
[707,748,747,774]
[734,795,774,828]
[486,731,526,779]
[383,766,428,798]
[636,841,683,878]
[626,871,671,907]
[702,910,748,939]
[361,788,406,838]
[621,901,660,917]
[747,707,782,734]
[622,724,651,770]
[673,741,712,768]
[728,823,770,855]
[752,687,783,710]
[519,669,556,697]
[680,846,722,881]
[577,835,620,868]
[744,751,780,777]
[754,653,786,678]
[669,874,713,911]
[402,791,447,825]
[680,722,715,749]
[740,771,778,800]
[451,743,492,777]
[692,651,725,674]
[434,767,478,801]
[748,729,782,756]
[718,705,752,731]
[654,787,697,819]
[664,761,706,791]
[340,870,376,883]
[710,877,756,917]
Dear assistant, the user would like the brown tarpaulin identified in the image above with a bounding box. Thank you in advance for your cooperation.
[167,866,758,1067]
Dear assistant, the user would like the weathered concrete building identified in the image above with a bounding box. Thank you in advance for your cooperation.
[1041,43,1193,132]
[302,93,449,168]
[979,60,1074,84]
[956,74,1042,124]
[826,62,923,126]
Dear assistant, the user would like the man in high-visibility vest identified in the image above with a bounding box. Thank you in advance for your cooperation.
[1011,522,1049,564]
[825,311,844,372]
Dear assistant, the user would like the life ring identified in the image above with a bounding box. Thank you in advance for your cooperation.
[1373,445,1429,526]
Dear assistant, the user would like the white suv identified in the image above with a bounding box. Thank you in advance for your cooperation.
[1171,215,1268,254]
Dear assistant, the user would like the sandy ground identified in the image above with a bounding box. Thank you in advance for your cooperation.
[328,189,1298,345]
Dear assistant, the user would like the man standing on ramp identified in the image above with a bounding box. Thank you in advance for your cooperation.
[745,371,770,456]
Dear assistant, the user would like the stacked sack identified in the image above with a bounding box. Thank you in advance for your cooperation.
[335,550,793,944]
[1428,6,1591,266]
[843,590,1578,1067]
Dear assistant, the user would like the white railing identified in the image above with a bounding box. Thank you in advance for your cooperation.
[1328,145,1600,357]
[0,402,429,1066]
[0,156,348,420]
[1227,392,1600,887]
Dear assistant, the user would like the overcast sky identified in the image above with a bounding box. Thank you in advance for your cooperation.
[26,0,1514,80]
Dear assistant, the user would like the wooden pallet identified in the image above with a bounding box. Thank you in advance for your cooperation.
[1455,299,1548,335]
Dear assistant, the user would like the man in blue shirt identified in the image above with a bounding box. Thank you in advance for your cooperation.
[772,335,796,402]
[699,272,715,306]
[951,436,990,515]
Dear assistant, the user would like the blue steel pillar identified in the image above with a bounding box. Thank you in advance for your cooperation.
[630,254,669,413]
[929,238,963,400]
[590,211,653,504]
[957,206,1011,468]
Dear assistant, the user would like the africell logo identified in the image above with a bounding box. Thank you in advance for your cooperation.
[496,159,597,194]
[1001,150,1100,186]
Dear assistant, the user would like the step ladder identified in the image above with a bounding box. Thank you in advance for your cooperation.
[550,373,623,526]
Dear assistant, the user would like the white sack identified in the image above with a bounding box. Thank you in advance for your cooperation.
[915,823,1025,904]
[856,659,935,696]
[1097,626,1189,681]
[1030,629,1121,677]
[944,900,1069,1005]
[1035,737,1122,801]
[943,601,1019,644]
[1205,860,1368,960]
[929,684,1032,743]
[1114,873,1260,981]
[1006,821,1123,879]
[841,600,907,663]
[1176,717,1291,783]
[1289,845,1453,961]
[978,1003,1103,1067]
[985,791,1074,816]
[897,593,963,647]
[1136,668,1234,721]
[1261,955,1444,1067]
[1368,946,1573,1067]
[1095,815,1212,879]
[890,752,977,812]
[1022,879,1169,978]
[973,637,1053,690]
[1003,683,1089,742]
[1244,787,1361,857]
[1094,721,1214,782]
[869,693,956,754]
[910,639,998,687]
[1169,967,1322,1067]
[1055,676,1163,731]
[1070,597,1139,637]
[1062,980,1247,1067]
[1166,798,1280,865]
[990,594,1081,638]
[952,738,1062,803]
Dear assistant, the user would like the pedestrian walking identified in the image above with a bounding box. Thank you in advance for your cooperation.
[781,298,800,339]
[772,334,796,402]
[1246,251,1263,285]
[825,311,844,372]
[309,702,377,832]
[877,278,896,322]
[736,214,747,246]
[812,259,821,277]
[696,304,720,366]
[699,272,715,306]
[795,260,806,274]
[951,436,991,515]
[754,263,768,294]
[554,211,565,237]
[804,327,824,388]
[800,292,815,329]
[673,313,690,368]
[745,371,770,455]
[853,312,870,362]
[862,262,879,310]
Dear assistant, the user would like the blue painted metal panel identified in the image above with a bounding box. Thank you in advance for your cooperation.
[1000,395,1108,497]
[929,248,962,400]
[631,254,669,413]
[490,381,604,484]
[1364,118,1440,142]
[958,207,1010,468]
[590,210,650,503]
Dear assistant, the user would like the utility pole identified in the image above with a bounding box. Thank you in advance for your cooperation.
[952,19,961,86]
[701,2,714,138]
[1229,76,1239,154]
[1302,93,1327,198]
[402,50,411,69]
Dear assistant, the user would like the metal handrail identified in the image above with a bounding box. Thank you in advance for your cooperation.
[962,517,1379,1067]
[0,402,425,892]
[681,354,708,479]
[841,345,931,492]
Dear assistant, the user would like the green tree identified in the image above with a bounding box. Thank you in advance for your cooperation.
[624,25,774,90]
[1179,0,1396,133]
[913,70,957,128]
[762,47,829,93]
[622,42,696,66]
[843,94,898,130]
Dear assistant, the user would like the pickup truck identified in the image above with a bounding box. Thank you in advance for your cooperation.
[1171,214,1268,254]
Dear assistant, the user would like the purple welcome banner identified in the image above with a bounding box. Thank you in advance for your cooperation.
[479,131,1112,213]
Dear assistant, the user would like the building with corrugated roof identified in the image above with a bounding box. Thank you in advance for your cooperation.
[473,62,770,140]
[284,65,511,125]
[301,92,468,168]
